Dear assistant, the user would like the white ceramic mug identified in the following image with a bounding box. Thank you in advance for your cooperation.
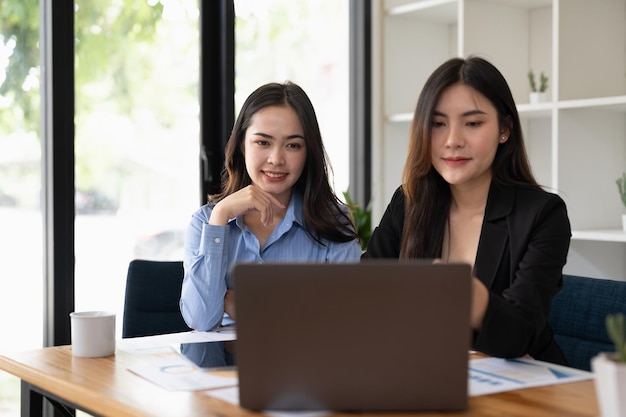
[69,311,116,357]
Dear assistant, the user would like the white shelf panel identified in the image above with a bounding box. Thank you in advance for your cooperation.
[517,103,552,118]
[571,229,626,243]
[387,0,551,17]
[558,95,626,112]
[387,113,413,123]
[388,103,552,123]
[387,0,457,22]
[387,95,626,124]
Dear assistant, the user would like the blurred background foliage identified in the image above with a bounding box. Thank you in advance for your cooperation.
[0,0,164,134]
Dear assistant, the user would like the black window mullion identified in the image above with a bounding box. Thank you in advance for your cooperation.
[349,0,372,208]
[41,0,75,348]
[199,0,235,202]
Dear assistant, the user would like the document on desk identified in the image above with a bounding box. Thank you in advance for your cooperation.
[124,328,238,391]
[469,357,593,396]
[127,346,237,391]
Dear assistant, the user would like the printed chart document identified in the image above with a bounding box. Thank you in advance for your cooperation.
[128,354,237,391]
[469,357,593,396]
[124,328,238,391]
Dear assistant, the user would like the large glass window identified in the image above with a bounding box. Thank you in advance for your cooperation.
[73,0,200,324]
[0,1,43,414]
[234,0,350,194]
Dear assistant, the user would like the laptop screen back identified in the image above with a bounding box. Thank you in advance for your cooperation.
[233,261,472,412]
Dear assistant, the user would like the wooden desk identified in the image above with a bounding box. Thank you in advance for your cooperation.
[0,338,600,417]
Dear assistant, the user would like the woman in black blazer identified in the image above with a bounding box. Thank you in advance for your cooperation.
[363,56,571,365]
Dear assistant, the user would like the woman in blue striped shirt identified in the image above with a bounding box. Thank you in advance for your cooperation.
[180,82,362,331]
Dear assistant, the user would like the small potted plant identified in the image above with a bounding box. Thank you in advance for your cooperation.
[527,70,549,104]
[616,173,626,231]
[591,312,626,417]
[343,190,372,251]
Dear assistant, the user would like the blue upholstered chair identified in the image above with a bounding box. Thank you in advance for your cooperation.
[548,274,626,371]
[122,259,191,338]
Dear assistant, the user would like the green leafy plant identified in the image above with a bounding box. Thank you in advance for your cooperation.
[606,312,626,362]
[616,173,626,208]
[343,190,372,251]
[527,70,549,93]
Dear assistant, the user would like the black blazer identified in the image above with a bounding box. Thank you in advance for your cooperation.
[363,182,571,365]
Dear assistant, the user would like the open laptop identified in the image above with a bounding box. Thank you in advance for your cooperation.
[231,260,472,412]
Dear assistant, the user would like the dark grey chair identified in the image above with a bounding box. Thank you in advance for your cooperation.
[122,259,190,338]
[548,274,626,370]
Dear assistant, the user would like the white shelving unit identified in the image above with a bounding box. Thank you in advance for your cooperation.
[371,0,626,280]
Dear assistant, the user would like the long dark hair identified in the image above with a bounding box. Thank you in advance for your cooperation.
[400,56,538,258]
[210,81,358,244]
